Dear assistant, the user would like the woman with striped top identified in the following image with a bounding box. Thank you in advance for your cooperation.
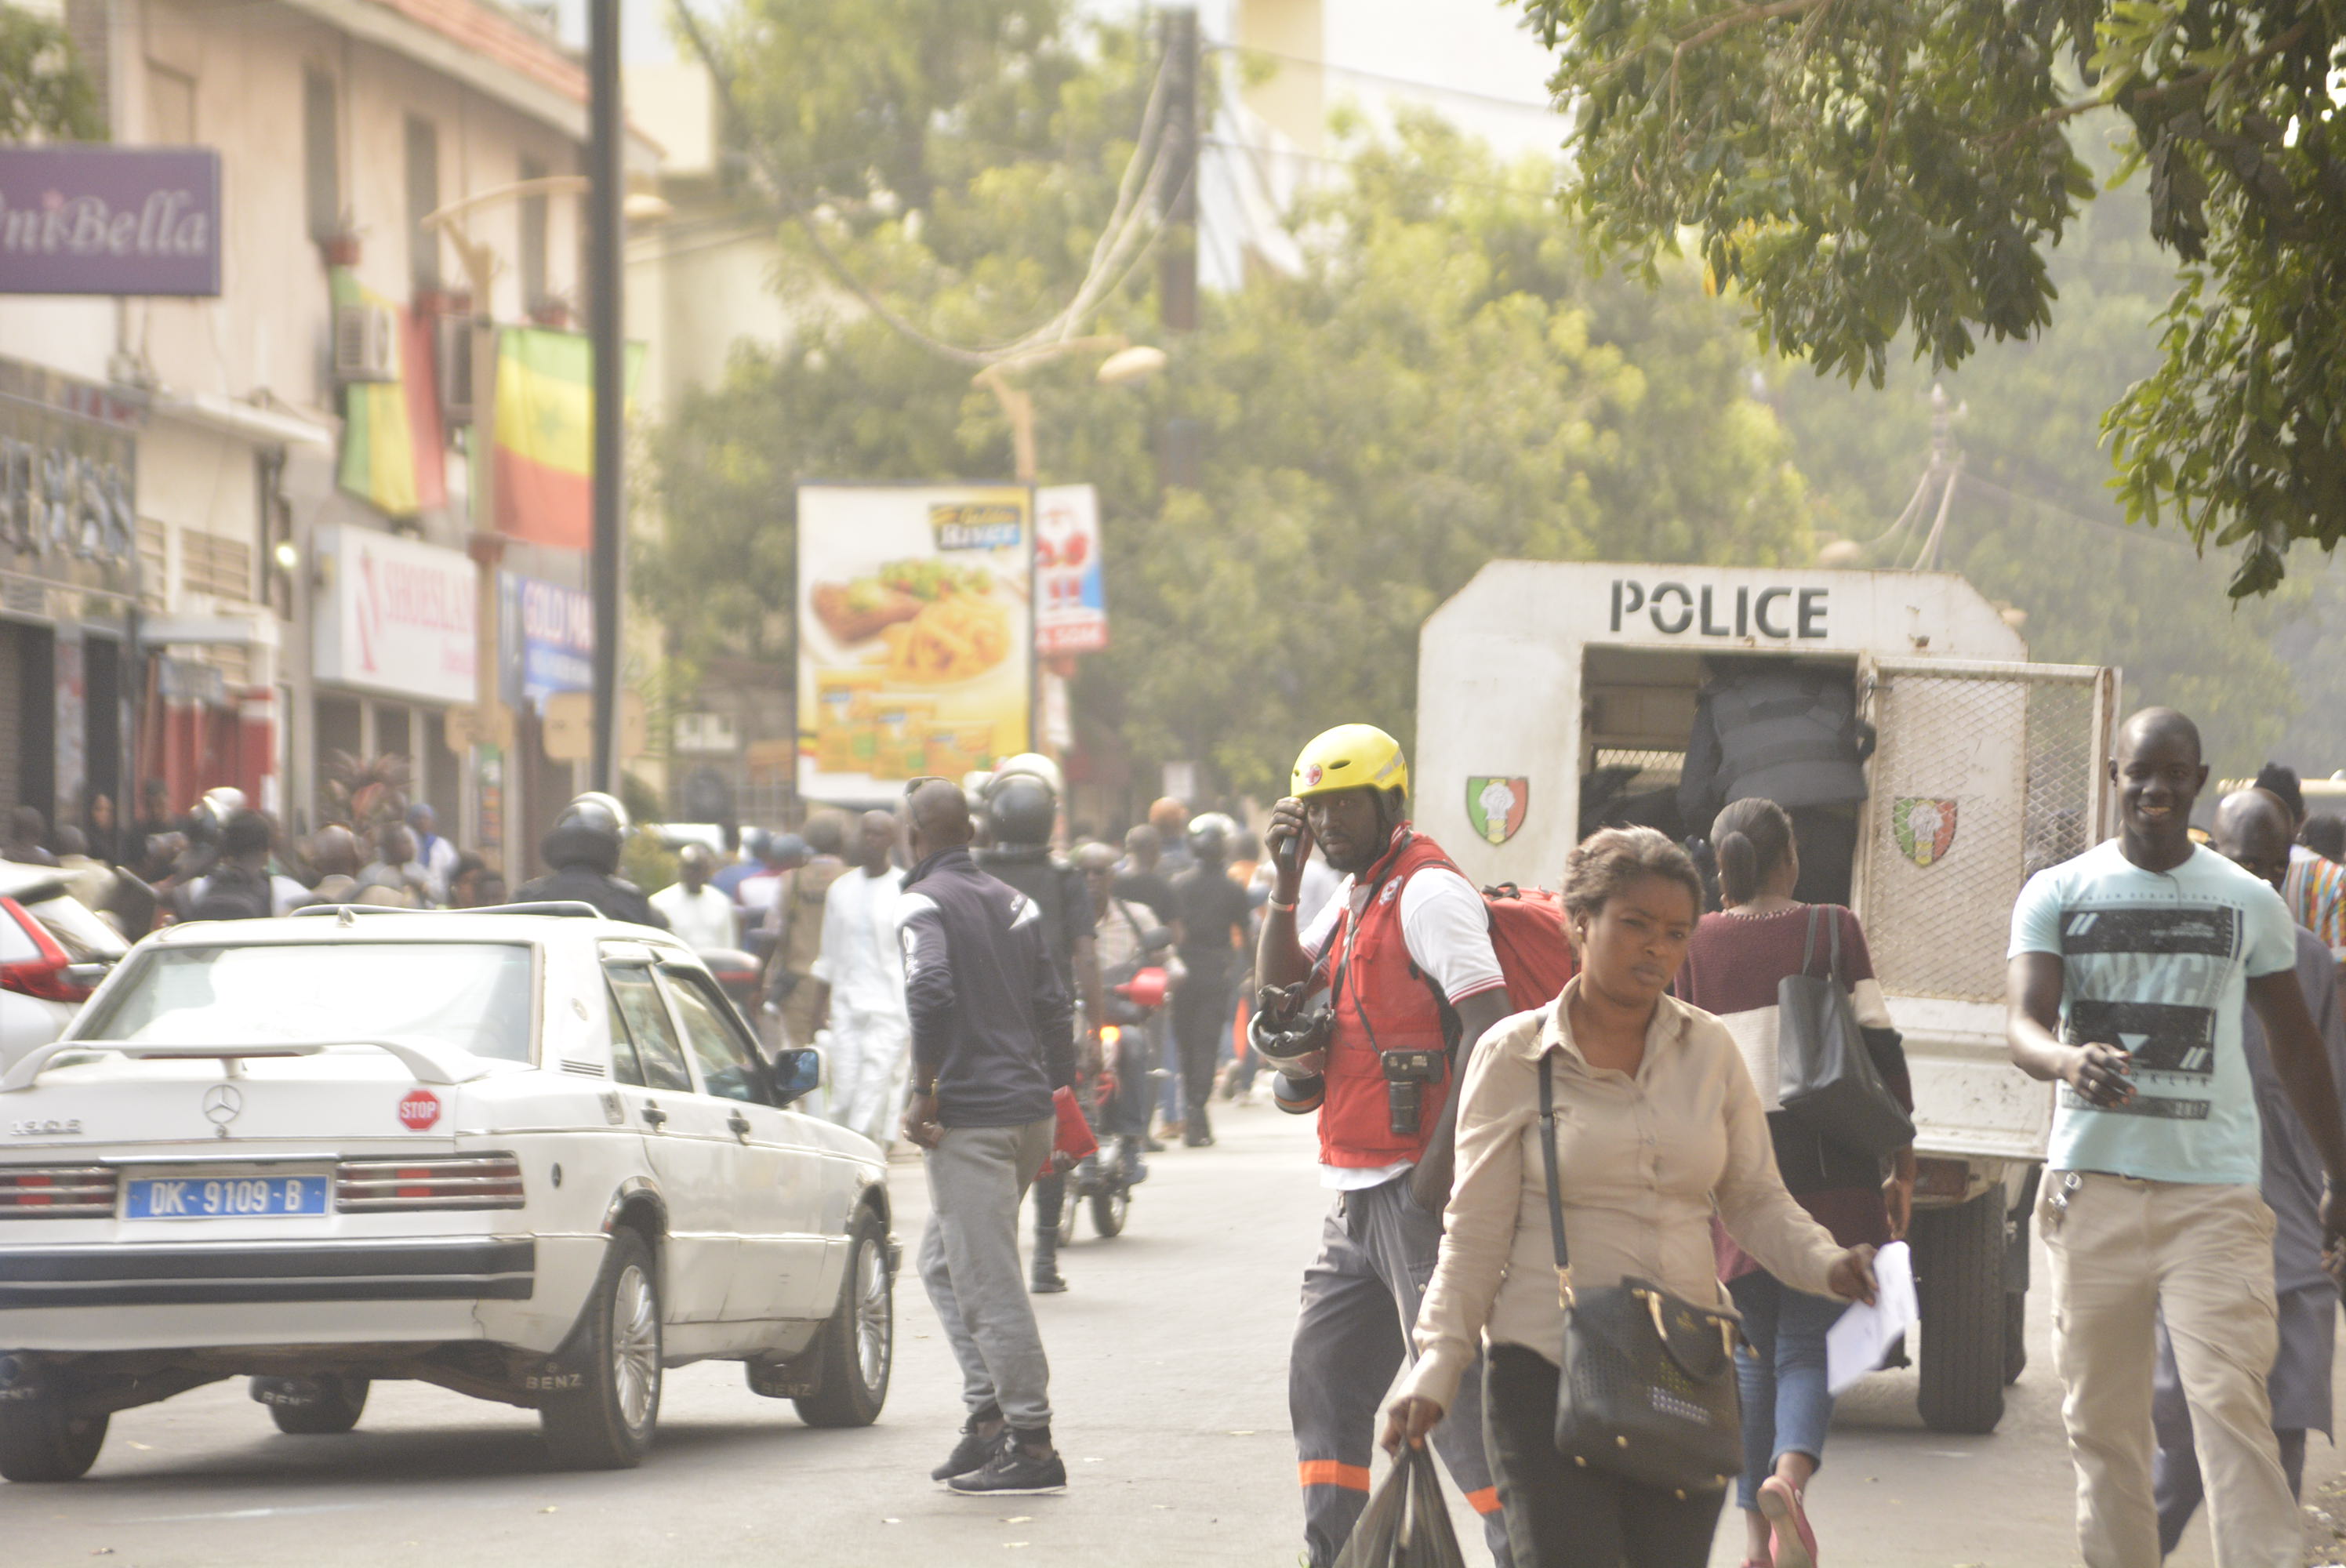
[1677,798,1916,1568]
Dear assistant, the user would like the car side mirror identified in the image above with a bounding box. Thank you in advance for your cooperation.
[770,1046,821,1109]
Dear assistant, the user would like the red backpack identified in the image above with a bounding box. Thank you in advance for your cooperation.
[1477,883,1578,1011]
[1396,875,1578,1027]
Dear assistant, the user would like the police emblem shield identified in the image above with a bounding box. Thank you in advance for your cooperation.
[1466,777,1528,845]
[1894,797,1959,868]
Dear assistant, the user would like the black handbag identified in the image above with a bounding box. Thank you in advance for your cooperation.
[1775,906,1915,1163]
[1536,1052,1743,1496]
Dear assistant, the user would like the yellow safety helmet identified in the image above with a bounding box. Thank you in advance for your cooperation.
[1291,724,1408,800]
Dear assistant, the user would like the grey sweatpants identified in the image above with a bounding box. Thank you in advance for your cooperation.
[1291,1174,1512,1567]
[919,1118,1057,1431]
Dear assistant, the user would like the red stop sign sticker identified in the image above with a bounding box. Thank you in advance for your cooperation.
[397,1090,441,1131]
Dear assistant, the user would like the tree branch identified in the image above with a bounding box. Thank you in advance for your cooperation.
[1975,19,2312,146]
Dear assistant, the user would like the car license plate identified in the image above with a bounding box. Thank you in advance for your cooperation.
[125,1174,329,1220]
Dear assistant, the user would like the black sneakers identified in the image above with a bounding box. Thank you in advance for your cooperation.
[946,1439,1068,1496]
[931,1421,1003,1483]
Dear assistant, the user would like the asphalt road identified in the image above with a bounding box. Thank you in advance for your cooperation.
[11,1102,2344,1566]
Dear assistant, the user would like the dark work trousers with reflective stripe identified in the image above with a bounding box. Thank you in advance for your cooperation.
[1290,1173,1512,1567]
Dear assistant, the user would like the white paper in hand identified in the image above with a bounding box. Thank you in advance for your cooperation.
[1824,1240,1917,1396]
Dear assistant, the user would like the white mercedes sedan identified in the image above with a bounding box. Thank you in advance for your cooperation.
[0,903,895,1481]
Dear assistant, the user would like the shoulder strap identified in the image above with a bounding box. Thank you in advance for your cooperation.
[1538,1047,1571,1305]
[1799,904,1847,985]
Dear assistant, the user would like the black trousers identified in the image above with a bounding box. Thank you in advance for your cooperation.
[1171,950,1233,1117]
[1484,1344,1725,1568]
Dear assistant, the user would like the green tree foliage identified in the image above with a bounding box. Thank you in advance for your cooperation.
[641,0,1816,797]
[1519,0,2346,595]
[0,9,102,142]
[1769,122,2346,773]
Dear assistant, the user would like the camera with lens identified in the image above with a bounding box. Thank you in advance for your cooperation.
[1380,1048,1445,1137]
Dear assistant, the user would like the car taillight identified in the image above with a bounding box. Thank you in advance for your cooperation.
[335,1154,525,1211]
[0,1166,118,1218]
[0,898,91,1003]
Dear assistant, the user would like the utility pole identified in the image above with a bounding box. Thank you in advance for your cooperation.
[1157,4,1201,490]
[586,0,624,795]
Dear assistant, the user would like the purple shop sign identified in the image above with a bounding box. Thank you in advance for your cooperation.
[0,146,221,297]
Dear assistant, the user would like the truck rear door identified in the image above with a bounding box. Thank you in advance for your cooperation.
[1854,657,2119,1159]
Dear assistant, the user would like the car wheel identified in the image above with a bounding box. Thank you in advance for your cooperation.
[256,1374,370,1436]
[0,1394,107,1483]
[539,1227,662,1469]
[793,1211,892,1429]
[2004,1289,2028,1385]
[1056,1189,1078,1247]
[1089,1185,1128,1238]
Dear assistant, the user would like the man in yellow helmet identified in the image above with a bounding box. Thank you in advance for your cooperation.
[1255,724,1515,1568]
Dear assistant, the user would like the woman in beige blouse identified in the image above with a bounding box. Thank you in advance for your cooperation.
[1381,826,1876,1568]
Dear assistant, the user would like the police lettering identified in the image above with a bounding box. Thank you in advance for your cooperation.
[1609,579,1828,641]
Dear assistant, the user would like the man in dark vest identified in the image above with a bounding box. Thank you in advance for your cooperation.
[1256,724,1515,1568]
[1679,657,1873,906]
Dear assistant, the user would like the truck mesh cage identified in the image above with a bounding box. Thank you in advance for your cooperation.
[1860,662,2110,1003]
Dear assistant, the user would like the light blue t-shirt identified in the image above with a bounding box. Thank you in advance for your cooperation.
[2008,840,2299,1185]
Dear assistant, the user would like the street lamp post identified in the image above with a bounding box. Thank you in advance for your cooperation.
[586,0,624,797]
[968,337,1164,780]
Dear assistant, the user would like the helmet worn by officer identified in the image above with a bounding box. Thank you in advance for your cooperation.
[541,793,629,876]
[516,793,667,929]
[1187,811,1238,862]
[986,773,1058,855]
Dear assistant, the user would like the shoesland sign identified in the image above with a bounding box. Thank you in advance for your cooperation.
[0,147,221,297]
[311,524,477,706]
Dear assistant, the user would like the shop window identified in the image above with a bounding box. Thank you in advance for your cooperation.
[405,115,441,296]
[136,517,167,612]
[304,68,340,244]
[519,155,548,311]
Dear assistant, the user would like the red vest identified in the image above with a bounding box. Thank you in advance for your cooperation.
[1317,829,1462,1169]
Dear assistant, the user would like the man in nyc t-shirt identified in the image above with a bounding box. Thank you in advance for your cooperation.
[2008,707,2346,1568]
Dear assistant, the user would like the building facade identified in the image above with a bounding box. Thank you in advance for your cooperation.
[0,0,659,873]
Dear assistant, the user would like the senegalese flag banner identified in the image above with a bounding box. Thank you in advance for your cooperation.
[492,326,644,550]
[330,268,446,516]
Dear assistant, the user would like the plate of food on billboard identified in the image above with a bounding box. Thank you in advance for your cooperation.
[797,484,1033,800]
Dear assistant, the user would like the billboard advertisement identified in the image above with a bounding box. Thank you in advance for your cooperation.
[797,483,1032,802]
[0,147,222,296]
[1034,483,1106,654]
[497,571,593,709]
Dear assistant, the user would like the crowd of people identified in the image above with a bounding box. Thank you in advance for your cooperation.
[14,717,2346,1565]
[0,787,510,931]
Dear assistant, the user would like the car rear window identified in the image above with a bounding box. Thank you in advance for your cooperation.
[78,942,537,1062]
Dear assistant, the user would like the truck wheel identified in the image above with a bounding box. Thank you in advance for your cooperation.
[0,1396,107,1483]
[1914,1190,2006,1434]
[256,1374,370,1435]
[2004,1290,2028,1385]
[794,1212,892,1429]
[539,1228,662,1469]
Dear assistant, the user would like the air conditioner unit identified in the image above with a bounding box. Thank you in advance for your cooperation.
[332,301,397,383]
[436,314,475,423]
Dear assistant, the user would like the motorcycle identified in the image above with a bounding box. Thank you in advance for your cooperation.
[1056,931,1175,1244]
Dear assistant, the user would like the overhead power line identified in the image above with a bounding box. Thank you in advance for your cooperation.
[1206,41,1563,117]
